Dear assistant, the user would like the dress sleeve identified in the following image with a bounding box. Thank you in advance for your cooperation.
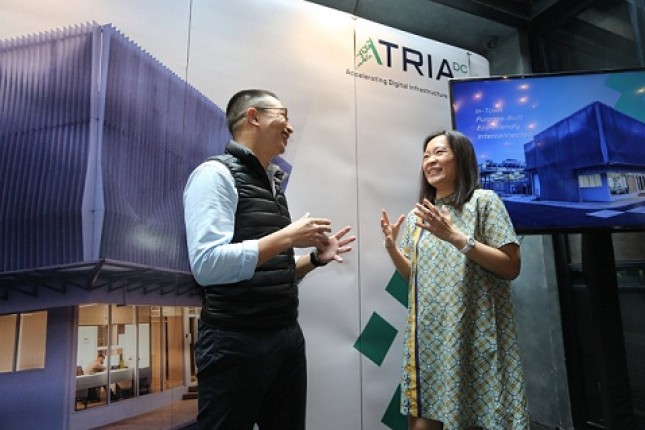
[399,211,417,260]
[478,191,519,249]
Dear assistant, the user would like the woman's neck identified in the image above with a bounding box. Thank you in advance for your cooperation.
[435,186,455,200]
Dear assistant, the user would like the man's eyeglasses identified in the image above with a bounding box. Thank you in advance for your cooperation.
[231,106,290,127]
[255,107,289,122]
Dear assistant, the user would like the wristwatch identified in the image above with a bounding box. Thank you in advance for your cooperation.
[310,250,328,267]
[459,236,476,254]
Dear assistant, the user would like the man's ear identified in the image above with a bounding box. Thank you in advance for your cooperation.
[247,107,259,126]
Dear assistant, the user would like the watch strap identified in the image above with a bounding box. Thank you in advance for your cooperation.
[459,236,475,254]
[310,250,328,267]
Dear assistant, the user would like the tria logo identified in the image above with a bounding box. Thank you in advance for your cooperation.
[355,37,466,80]
[356,38,382,68]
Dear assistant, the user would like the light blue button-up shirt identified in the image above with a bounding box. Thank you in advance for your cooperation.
[183,158,286,286]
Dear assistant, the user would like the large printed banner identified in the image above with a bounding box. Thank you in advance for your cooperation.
[0,0,488,428]
[353,19,488,429]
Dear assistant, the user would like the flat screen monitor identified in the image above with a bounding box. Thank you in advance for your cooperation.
[449,68,645,234]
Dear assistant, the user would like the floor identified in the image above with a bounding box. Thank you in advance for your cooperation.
[91,399,560,430]
[93,398,197,430]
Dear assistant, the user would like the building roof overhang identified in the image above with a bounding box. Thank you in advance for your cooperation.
[0,259,202,313]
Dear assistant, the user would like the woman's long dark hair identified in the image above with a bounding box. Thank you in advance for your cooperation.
[418,130,480,210]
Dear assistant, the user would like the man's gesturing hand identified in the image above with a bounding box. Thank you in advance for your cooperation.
[316,226,356,264]
[287,212,333,248]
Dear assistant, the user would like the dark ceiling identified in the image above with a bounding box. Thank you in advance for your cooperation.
[303,0,537,56]
[303,0,634,60]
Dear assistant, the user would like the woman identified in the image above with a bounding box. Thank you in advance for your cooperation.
[381,131,529,430]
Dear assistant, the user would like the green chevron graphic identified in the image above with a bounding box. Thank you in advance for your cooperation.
[354,271,409,429]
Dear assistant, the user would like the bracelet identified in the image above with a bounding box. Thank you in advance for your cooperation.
[310,250,328,267]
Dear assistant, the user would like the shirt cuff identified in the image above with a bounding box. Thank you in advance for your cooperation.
[239,239,259,280]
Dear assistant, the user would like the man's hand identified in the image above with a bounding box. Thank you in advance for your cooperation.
[315,225,356,264]
[286,212,333,248]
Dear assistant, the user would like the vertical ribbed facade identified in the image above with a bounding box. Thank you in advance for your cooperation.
[97,25,229,270]
[0,23,229,273]
[0,25,94,272]
[525,101,645,202]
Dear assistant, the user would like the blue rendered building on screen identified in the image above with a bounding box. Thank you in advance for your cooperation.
[524,101,645,203]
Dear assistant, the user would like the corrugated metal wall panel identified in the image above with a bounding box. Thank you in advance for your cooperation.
[98,26,229,271]
[1,24,94,272]
[598,102,645,166]
[1,22,230,274]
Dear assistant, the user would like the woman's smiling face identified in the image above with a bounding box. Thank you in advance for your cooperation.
[422,134,456,198]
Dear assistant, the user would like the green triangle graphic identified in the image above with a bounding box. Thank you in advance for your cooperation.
[381,384,407,430]
[385,271,408,308]
[605,73,645,122]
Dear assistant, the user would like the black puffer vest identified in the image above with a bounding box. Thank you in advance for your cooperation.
[199,141,298,330]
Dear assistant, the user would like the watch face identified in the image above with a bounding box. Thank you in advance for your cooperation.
[460,236,475,254]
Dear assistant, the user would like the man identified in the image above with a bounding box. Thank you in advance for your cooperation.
[84,353,106,375]
[84,353,106,402]
[184,89,356,430]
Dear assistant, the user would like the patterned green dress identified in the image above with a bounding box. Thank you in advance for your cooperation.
[399,189,529,429]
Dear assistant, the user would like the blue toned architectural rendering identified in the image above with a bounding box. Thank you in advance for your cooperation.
[0,22,230,430]
[524,101,645,203]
